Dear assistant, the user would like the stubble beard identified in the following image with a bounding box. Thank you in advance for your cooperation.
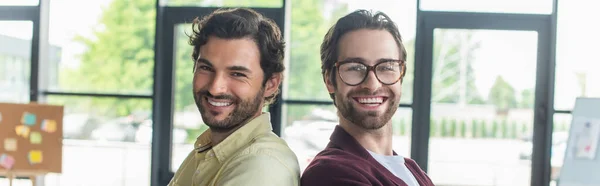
[194,88,264,132]
[336,90,398,130]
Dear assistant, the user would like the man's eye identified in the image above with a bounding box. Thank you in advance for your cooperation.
[380,65,395,71]
[198,65,212,71]
[347,65,366,71]
[231,72,247,77]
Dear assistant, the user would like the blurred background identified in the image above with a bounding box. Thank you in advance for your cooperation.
[1,0,598,185]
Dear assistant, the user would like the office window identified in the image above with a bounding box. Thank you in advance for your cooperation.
[36,0,157,185]
[427,29,538,186]
[166,0,282,8]
[43,96,152,186]
[171,23,207,171]
[285,0,416,104]
[420,0,553,14]
[554,0,600,111]
[47,0,155,95]
[282,104,336,172]
[0,0,38,6]
[0,21,33,103]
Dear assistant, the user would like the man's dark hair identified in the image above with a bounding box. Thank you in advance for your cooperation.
[320,9,407,100]
[189,8,285,105]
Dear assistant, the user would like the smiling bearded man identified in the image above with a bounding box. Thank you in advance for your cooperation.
[168,8,300,186]
[301,9,435,186]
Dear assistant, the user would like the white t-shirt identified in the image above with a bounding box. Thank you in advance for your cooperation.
[367,150,420,186]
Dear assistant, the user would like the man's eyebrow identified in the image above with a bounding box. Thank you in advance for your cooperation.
[228,66,252,73]
[376,58,402,63]
[339,57,367,63]
[339,57,401,63]
[196,58,213,67]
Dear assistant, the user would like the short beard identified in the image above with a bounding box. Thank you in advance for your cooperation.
[194,88,264,132]
[336,89,397,130]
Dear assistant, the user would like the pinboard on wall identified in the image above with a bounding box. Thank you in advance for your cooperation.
[0,102,64,175]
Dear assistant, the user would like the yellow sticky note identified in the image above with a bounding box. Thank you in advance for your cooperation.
[15,125,30,138]
[28,150,43,164]
[4,138,17,151]
[30,132,42,144]
[42,119,57,133]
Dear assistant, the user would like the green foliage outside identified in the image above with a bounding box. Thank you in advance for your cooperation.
[501,119,508,138]
[449,119,457,137]
[489,76,517,110]
[63,0,546,143]
[440,118,448,137]
[510,120,518,139]
[459,120,467,138]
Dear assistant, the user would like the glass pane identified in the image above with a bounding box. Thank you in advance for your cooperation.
[549,113,571,184]
[286,0,416,104]
[166,0,282,7]
[282,104,336,172]
[428,29,538,186]
[555,0,600,111]
[47,0,156,94]
[171,23,205,172]
[420,0,552,14]
[282,104,412,172]
[0,21,33,103]
[0,0,38,6]
[41,96,152,186]
[392,107,412,159]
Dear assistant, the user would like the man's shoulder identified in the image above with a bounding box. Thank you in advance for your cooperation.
[301,148,372,185]
[229,132,300,170]
[245,132,297,157]
[305,147,369,172]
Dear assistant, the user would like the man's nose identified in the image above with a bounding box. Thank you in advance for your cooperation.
[358,71,382,91]
[207,74,228,96]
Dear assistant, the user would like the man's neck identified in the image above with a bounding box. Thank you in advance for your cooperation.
[339,116,394,156]
[209,112,262,146]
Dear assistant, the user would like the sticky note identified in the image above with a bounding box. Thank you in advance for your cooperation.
[28,150,42,164]
[4,138,17,151]
[30,132,42,144]
[41,119,57,133]
[22,112,37,126]
[15,125,30,138]
[0,154,15,169]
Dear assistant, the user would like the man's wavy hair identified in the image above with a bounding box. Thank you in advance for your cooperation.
[320,9,407,100]
[189,8,285,105]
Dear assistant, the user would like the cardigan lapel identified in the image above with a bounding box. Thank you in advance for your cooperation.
[328,125,408,186]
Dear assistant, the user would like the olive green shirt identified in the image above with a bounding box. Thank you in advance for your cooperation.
[168,113,300,186]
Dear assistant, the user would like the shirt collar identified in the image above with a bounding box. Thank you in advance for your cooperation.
[194,112,273,162]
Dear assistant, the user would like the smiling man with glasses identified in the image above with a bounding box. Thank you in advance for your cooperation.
[301,10,435,186]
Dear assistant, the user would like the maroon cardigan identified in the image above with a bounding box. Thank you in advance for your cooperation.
[301,126,435,186]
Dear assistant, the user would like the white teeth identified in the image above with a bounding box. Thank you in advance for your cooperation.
[208,99,232,107]
[358,97,383,104]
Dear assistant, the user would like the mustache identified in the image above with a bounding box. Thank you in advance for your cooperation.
[196,90,236,101]
[348,88,387,97]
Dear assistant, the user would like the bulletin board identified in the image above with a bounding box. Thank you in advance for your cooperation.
[0,102,63,174]
[558,97,600,186]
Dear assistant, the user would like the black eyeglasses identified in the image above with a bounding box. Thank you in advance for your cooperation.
[335,60,404,86]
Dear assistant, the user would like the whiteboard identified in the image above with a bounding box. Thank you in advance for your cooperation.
[558,97,600,186]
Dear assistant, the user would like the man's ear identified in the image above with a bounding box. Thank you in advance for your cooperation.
[324,71,335,94]
[264,72,282,98]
